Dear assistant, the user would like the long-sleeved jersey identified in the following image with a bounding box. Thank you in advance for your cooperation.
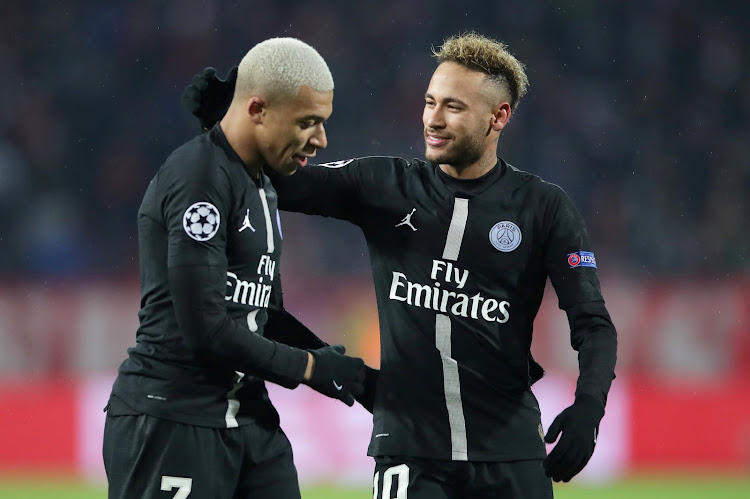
[274,157,617,461]
[110,125,314,429]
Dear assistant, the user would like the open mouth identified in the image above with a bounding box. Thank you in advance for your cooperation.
[294,155,309,167]
[425,134,450,147]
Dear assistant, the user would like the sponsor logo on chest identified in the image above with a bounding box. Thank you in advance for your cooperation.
[388,259,511,323]
[225,254,276,307]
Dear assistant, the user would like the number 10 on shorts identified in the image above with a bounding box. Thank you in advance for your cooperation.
[373,464,409,499]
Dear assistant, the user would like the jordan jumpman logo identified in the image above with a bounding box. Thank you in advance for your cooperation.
[238,209,256,232]
[395,208,417,231]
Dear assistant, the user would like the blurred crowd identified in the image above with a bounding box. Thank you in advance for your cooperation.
[1,0,748,279]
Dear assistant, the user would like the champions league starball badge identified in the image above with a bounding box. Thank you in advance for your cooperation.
[183,201,221,241]
[489,221,522,252]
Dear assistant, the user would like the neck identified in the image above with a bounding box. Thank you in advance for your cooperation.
[219,109,263,179]
[439,150,498,179]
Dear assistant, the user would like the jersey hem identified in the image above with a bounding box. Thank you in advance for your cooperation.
[111,385,280,429]
[367,447,547,462]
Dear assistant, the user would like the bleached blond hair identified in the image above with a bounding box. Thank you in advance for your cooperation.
[235,37,333,102]
[433,32,529,111]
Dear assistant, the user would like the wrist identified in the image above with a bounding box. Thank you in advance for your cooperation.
[574,393,604,408]
[574,394,605,421]
[303,351,315,381]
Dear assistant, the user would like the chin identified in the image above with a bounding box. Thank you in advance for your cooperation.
[424,148,438,163]
[425,149,450,164]
[265,163,295,177]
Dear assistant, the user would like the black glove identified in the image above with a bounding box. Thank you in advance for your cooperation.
[543,394,604,482]
[529,353,545,386]
[305,345,366,407]
[354,366,379,413]
[181,66,237,130]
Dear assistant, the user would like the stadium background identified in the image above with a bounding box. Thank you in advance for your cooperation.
[1,0,749,497]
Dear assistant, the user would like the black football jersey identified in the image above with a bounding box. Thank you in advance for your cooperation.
[110,125,308,428]
[273,157,615,461]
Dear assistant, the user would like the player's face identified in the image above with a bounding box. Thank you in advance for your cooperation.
[258,85,333,175]
[423,62,495,167]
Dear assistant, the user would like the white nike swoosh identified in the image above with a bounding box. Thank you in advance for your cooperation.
[333,380,343,391]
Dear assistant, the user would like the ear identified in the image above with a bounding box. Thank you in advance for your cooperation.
[247,97,266,124]
[490,102,511,132]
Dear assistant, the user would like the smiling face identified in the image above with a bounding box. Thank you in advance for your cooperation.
[423,62,509,172]
[256,85,333,175]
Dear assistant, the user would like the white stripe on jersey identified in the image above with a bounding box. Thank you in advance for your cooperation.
[442,198,469,260]
[258,188,275,253]
[437,197,470,459]
[435,313,468,461]
[225,371,245,428]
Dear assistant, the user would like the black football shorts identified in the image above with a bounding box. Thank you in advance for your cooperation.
[103,398,300,499]
[373,455,553,499]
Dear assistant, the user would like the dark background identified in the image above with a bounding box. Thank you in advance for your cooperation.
[2,0,747,280]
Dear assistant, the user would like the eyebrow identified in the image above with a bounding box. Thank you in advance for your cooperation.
[299,114,326,122]
[424,93,468,107]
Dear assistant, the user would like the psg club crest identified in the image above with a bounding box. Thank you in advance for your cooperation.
[489,221,522,252]
[183,201,221,241]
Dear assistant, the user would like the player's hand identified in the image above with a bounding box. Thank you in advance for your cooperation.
[354,366,379,413]
[543,395,604,482]
[528,353,545,386]
[305,345,366,406]
[181,66,237,130]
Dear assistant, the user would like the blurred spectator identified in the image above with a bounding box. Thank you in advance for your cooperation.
[1,0,747,278]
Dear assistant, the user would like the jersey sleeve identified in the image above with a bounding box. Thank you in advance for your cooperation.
[265,262,328,350]
[272,157,390,224]
[159,155,309,384]
[543,184,617,407]
[543,185,604,309]
[565,301,617,407]
[161,153,230,269]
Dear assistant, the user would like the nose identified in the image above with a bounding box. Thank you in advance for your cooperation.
[424,105,445,130]
[309,123,328,149]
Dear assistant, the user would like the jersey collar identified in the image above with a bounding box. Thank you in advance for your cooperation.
[431,158,527,199]
[209,124,266,187]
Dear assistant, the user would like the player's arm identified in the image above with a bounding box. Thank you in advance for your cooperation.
[264,262,380,411]
[169,266,307,381]
[565,301,617,404]
[271,161,373,223]
[265,264,328,351]
[541,184,618,482]
[542,186,617,406]
[181,68,381,220]
[161,157,365,405]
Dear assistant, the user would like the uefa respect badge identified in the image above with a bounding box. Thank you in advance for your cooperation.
[567,251,597,268]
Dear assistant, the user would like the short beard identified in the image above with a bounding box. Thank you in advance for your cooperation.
[425,134,484,167]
